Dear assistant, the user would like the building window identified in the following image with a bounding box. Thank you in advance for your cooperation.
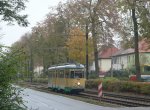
[128,56,130,62]
[144,66,150,72]
[113,57,117,64]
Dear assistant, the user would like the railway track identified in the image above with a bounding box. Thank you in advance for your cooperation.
[22,83,150,107]
[80,89,150,107]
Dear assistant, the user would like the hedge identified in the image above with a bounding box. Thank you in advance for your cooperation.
[24,78,48,84]
[85,77,150,95]
[32,78,48,84]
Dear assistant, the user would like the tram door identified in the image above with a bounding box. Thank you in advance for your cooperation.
[48,71,52,88]
[59,70,65,88]
[65,69,70,87]
[54,70,57,88]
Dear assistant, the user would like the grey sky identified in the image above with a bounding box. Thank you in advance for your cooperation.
[0,0,64,46]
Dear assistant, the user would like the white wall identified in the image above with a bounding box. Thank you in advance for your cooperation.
[112,55,128,70]
[99,59,111,72]
[89,61,95,71]
[89,59,111,72]
[34,66,43,77]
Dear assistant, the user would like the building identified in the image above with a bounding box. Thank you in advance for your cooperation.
[112,39,150,73]
[34,66,43,77]
[89,47,119,76]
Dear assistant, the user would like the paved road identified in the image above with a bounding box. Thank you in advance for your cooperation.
[22,88,150,110]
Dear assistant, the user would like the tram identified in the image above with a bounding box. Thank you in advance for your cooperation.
[47,63,86,93]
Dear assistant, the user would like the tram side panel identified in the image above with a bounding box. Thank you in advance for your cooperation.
[56,70,65,90]
[48,68,86,92]
[48,71,52,88]
[48,70,57,89]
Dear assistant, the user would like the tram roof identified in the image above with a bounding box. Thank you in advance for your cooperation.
[48,63,85,70]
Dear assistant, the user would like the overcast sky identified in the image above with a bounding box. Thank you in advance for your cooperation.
[0,0,64,46]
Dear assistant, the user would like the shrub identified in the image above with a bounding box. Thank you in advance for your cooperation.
[86,77,119,90]
[86,79,102,89]
[140,83,150,94]
[0,47,26,110]
[85,78,150,95]
[88,71,99,79]
[33,78,48,84]
[106,70,131,78]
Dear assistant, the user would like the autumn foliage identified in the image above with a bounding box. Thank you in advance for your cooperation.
[66,27,93,64]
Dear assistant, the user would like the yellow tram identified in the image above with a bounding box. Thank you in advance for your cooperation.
[48,63,86,93]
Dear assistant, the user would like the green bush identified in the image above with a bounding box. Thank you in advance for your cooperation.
[85,78,150,95]
[85,79,102,89]
[0,47,26,109]
[140,84,150,94]
[106,70,131,78]
[86,77,119,90]
[88,72,99,79]
[33,78,48,84]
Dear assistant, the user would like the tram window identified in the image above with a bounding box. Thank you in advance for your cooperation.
[53,73,56,78]
[52,73,54,78]
[75,71,83,78]
[60,70,64,78]
[70,71,74,78]
[54,71,57,78]
[57,70,60,78]
[65,70,70,78]
[54,72,56,78]
[49,72,52,78]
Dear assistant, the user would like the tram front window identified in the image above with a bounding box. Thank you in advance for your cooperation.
[74,71,83,78]
[70,71,84,78]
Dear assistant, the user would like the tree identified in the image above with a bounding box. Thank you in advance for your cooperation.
[34,16,68,66]
[11,9,70,76]
[131,2,141,81]
[0,0,28,26]
[65,0,121,75]
[66,27,93,64]
[0,0,28,109]
[0,46,26,110]
[117,0,150,80]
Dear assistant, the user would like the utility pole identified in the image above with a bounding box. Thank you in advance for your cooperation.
[86,23,89,79]
[29,45,33,83]
[28,39,34,83]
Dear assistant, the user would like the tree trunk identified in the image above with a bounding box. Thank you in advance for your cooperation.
[85,23,89,79]
[92,17,99,76]
[132,8,141,81]
[30,48,33,83]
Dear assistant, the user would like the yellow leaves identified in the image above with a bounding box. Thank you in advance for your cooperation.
[66,27,85,64]
[66,27,93,64]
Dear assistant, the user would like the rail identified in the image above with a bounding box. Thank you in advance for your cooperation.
[80,89,150,107]
[21,82,150,107]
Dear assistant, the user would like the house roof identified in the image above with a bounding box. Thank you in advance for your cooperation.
[112,39,150,57]
[99,47,119,59]
[139,39,150,52]
[112,48,134,56]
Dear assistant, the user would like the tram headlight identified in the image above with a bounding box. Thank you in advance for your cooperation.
[77,82,80,86]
